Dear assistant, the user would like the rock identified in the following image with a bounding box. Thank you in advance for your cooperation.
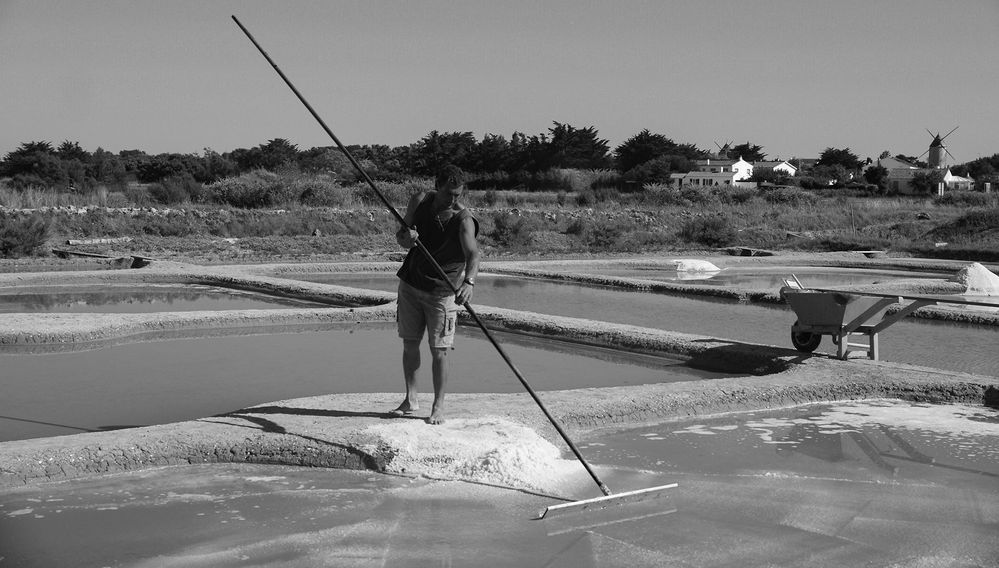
[985,386,999,408]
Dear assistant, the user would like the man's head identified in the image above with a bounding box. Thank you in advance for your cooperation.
[434,165,466,208]
[436,164,466,191]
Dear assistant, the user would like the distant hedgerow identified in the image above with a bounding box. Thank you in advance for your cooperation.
[206,170,298,208]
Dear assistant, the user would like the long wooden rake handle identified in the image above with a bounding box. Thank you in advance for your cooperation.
[232,15,612,497]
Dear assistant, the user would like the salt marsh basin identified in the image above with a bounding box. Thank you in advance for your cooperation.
[1,254,998,566]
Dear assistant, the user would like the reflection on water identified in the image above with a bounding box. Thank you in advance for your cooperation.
[553,266,945,289]
[0,323,726,442]
[3,403,997,567]
[295,272,999,377]
[582,400,999,482]
[0,284,332,313]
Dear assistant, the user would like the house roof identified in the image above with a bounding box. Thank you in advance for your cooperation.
[753,160,796,170]
[944,170,973,182]
[694,159,737,166]
[877,156,918,170]
[680,171,741,180]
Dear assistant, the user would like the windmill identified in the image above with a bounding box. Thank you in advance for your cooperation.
[919,127,958,169]
[713,140,733,160]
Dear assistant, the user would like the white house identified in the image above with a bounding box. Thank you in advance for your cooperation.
[693,157,753,179]
[672,157,754,187]
[943,170,974,191]
[868,156,974,194]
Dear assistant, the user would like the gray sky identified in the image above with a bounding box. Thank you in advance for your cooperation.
[2,0,997,162]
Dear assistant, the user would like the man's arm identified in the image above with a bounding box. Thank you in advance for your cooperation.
[454,215,480,305]
[396,192,425,248]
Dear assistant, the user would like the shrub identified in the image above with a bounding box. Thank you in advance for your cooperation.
[933,191,997,208]
[620,156,679,188]
[588,223,625,248]
[206,170,293,208]
[563,216,638,250]
[297,175,360,208]
[645,185,727,207]
[678,215,737,247]
[103,190,131,208]
[488,212,545,248]
[640,183,683,206]
[124,184,155,207]
[467,171,519,191]
[681,186,724,206]
[586,169,621,190]
[575,189,597,206]
[759,185,816,206]
[565,217,591,237]
[527,170,566,192]
[147,173,204,205]
[719,186,758,205]
[0,213,50,257]
[795,176,826,190]
[350,180,427,209]
[9,173,50,190]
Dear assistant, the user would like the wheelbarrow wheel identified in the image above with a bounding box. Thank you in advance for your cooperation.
[791,323,822,352]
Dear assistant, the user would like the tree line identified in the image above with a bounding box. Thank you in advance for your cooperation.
[3,122,996,194]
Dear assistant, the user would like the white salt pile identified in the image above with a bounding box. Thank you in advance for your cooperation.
[950,262,999,296]
[673,259,721,273]
[361,417,580,494]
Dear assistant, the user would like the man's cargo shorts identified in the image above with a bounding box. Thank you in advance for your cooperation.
[397,279,458,348]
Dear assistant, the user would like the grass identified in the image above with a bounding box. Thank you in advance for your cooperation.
[2,174,997,262]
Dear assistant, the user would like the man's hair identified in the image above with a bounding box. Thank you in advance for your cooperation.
[436,164,466,189]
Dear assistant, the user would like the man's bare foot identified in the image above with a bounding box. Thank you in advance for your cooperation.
[389,401,418,417]
[427,405,445,425]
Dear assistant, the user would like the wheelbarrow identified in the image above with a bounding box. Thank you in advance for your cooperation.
[780,287,899,360]
[781,275,998,361]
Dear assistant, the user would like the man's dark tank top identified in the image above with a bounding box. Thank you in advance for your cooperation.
[396,192,479,293]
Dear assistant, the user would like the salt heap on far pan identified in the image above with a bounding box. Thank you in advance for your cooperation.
[673,259,721,273]
[951,262,999,296]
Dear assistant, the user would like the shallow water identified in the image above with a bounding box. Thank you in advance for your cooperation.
[551,265,945,290]
[2,400,996,567]
[0,284,334,313]
[295,272,999,377]
[0,323,724,442]
[580,399,999,481]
